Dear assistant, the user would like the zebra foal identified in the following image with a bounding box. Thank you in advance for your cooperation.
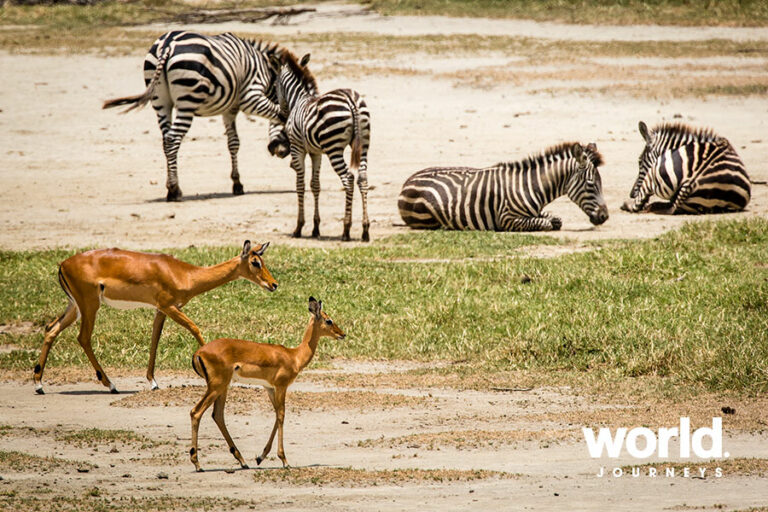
[621,121,751,214]
[276,52,371,241]
[103,31,285,201]
[398,143,608,232]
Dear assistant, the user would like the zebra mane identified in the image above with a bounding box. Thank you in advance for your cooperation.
[281,49,318,94]
[513,142,603,169]
[249,38,281,55]
[651,122,722,143]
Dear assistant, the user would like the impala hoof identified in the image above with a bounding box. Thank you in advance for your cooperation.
[35,385,44,395]
[256,456,263,466]
[241,463,249,470]
[196,467,204,473]
[109,383,119,394]
[150,379,159,391]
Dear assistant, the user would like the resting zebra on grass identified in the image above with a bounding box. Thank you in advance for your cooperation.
[398,143,608,232]
[103,31,285,201]
[276,52,371,242]
[621,121,751,214]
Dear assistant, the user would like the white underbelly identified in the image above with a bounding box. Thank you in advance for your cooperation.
[232,373,274,389]
[101,297,154,310]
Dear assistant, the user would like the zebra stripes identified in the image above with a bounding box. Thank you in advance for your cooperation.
[276,52,371,241]
[398,143,608,232]
[622,121,751,214]
[103,31,285,201]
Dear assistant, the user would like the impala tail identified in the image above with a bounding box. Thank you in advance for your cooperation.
[103,47,170,113]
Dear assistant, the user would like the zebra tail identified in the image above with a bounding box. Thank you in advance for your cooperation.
[102,47,171,113]
[348,94,362,172]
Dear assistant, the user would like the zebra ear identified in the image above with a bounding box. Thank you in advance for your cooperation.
[639,121,652,144]
[300,53,311,67]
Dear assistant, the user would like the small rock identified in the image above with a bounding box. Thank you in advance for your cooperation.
[122,473,131,478]
[109,446,119,453]
[224,468,235,474]
[520,274,532,284]
[673,113,683,118]
[76,468,90,473]
[721,406,735,415]
[130,213,141,219]
[157,472,169,480]
[341,420,349,424]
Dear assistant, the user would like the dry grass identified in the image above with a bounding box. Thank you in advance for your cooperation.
[0,450,93,474]
[624,457,768,477]
[251,466,517,486]
[359,428,574,449]
[110,385,435,414]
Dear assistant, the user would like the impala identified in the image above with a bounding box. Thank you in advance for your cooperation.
[34,241,277,394]
[189,296,345,472]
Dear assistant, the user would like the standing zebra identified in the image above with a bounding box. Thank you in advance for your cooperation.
[398,143,608,231]
[103,31,285,202]
[621,121,751,214]
[276,52,371,241]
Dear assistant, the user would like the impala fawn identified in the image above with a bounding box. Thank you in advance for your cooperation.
[189,296,345,471]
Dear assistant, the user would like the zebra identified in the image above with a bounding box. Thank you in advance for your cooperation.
[398,142,608,232]
[275,51,371,242]
[267,121,291,159]
[621,121,751,214]
[103,31,285,202]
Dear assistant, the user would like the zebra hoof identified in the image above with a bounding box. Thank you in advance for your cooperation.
[292,230,303,238]
[233,183,244,196]
[166,186,183,202]
[362,231,370,242]
[311,227,320,238]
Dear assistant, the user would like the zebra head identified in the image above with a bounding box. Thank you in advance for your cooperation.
[277,51,318,118]
[267,121,290,159]
[631,121,658,198]
[566,143,609,226]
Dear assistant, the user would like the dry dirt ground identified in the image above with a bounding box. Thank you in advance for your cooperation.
[2,4,768,511]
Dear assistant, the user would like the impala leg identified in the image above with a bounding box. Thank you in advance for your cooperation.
[162,305,205,346]
[223,113,244,196]
[146,310,166,390]
[274,387,289,467]
[327,149,353,241]
[190,387,220,472]
[34,302,78,394]
[257,387,279,465]
[310,153,322,238]
[291,149,307,238]
[76,303,116,393]
[212,391,247,468]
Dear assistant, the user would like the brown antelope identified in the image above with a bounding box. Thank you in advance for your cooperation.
[34,241,277,395]
[189,296,345,472]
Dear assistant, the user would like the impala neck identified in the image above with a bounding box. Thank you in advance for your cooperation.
[186,257,242,298]
[295,317,322,371]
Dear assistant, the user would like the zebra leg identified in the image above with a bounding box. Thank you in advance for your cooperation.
[291,148,307,238]
[310,153,322,238]
[506,216,560,232]
[163,110,194,202]
[327,149,354,241]
[223,113,244,196]
[540,212,562,230]
[358,144,371,242]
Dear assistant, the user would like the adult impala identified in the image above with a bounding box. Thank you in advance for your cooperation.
[189,296,345,472]
[34,240,277,394]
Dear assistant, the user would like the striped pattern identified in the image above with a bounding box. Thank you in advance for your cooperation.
[623,122,751,214]
[103,31,284,201]
[277,52,372,241]
[398,143,608,232]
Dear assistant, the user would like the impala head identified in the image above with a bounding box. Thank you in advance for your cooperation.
[632,121,658,199]
[267,121,290,159]
[566,142,608,226]
[240,240,278,292]
[308,297,345,340]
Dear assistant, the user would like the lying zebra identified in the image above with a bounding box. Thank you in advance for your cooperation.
[398,142,608,231]
[621,121,751,214]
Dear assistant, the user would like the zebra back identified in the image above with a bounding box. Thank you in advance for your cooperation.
[398,143,608,231]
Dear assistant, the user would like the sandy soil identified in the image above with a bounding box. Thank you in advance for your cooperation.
[1,363,768,511]
[1,6,768,250]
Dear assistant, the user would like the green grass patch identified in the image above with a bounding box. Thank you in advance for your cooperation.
[251,466,515,486]
[368,0,768,26]
[0,450,93,473]
[0,495,251,512]
[55,427,165,448]
[1,219,768,393]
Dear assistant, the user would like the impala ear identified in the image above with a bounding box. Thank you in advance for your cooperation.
[308,296,320,316]
[241,240,251,259]
[255,241,270,256]
[300,53,310,67]
[639,121,652,144]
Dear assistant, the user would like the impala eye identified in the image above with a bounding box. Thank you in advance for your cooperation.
[325,319,333,326]
[251,260,261,269]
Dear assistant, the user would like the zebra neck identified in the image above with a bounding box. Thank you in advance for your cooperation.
[502,159,573,208]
